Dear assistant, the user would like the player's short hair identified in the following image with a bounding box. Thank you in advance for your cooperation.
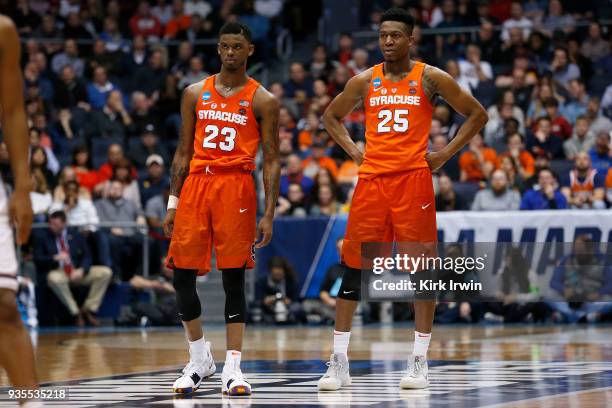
[218,21,252,43]
[380,8,415,34]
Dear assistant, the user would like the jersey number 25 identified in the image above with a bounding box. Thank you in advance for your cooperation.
[203,124,236,151]
[378,109,409,133]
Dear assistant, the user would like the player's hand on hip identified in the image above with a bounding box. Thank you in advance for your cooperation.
[255,215,273,248]
[163,209,176,238]
[425,151,447,172]
[9,188,33,245]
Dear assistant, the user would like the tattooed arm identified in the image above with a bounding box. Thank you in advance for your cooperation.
[253,87,280,248]
[163,82,198,237]
[422,65,488,171]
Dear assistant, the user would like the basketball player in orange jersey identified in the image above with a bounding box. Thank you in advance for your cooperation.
[0,15,41,408]
[163,21,280,396]
[317,8,487,391]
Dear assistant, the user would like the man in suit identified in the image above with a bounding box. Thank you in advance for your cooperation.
[33,210,112,326]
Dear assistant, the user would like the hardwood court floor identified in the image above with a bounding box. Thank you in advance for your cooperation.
[0,324,611,407]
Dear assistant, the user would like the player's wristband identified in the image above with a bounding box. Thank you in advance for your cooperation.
[167,195,179,210]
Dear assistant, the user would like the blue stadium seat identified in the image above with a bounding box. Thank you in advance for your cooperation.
[549,159,574,179]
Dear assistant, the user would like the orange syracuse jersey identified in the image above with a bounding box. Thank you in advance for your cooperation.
[191,75,261,173]
[360,61,433,178]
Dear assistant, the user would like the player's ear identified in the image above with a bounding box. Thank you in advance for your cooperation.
[217,43,221,56]
[248,43,254,57]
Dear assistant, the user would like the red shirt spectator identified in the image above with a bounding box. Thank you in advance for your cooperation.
[544,97,572,140]
[130,1,162,39]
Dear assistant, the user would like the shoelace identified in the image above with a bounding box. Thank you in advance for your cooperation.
[324,357,341,378]
[410,358,423,378]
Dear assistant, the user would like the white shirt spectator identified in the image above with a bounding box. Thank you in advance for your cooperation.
[458,59,493,89]
[50,198,100,232]
[501,17,533,42]
[184,0,212,19]
[31,191,52,216]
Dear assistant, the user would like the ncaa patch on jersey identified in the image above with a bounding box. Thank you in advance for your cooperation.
[373,77,382,88]
[202,91,211,101]
[239,100,250,107]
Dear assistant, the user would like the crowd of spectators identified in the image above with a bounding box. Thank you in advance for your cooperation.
[2,0,612,325]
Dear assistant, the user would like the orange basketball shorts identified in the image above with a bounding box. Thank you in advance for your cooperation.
[342,167,437,269]
[167,171,256,274]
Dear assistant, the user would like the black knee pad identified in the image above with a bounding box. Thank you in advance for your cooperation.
[338,267,362,301]
[173,268,201,321]
[222,268,246,323]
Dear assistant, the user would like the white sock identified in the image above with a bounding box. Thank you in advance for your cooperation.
[225,349,241,370]
[413,331,431,357]
[189,336,205,363]
[333,330,351,357]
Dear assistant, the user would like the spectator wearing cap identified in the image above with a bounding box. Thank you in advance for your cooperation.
[498,133,535,180]
[520,169,568,210]
[564,116,596,160]
[588,132,612,173]
[95,181,147,281]
[128,124,170,170]
[459,134,497,183]
[34,210,112,327]
[95,157,142,210]
[302,141,339,180]
[562,79,589,125]
[86,90,133,139]
[526,117,564,159]
[543,97,572,141]
[561,152,606,209]
[280,154,314,197]
[139,154,170,207]
[98,143,138,182]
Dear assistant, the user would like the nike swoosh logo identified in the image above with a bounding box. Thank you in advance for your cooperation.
[373,87,382,92]
[228,314,239,319]
[240,208,248,213]
[202,101,212,105]
[421,203,431,210]
[343,290,354,294]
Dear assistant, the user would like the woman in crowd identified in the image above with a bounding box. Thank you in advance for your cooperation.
[72,145,99,193]
[95,157,142,208]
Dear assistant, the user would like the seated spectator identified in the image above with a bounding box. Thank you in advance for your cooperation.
[71,145,99,193]
[549,47,580,92]
[51,39,85,77]
[498,154,526,192]
[128,124,170,170]
[547,235,612,323]
[498,133,535,180]
[53,167,91,201]
[129,92,159,137]
[95,158,142,209]
[87,66,118,110]
[581,22,610,65]
[436,174,467,211]
[145,186,168,231]
[297,112,322,152]
[177,56,209,91]
[307,43,334,81]
[98,143,138,182]
[520,169,568,210]
[526,116,563,159]
[139,154,170,207]
[33,210,112,326]
[54,65,89,110]
[471,170,521,211]
[255,256,301,324]
[501,1,532,43]
[276,183,308,217]
[280,154,313,197]
[302,141,339,180]
[544,97,572,141]
[30,171,53,222]
[586,97,612,137]
[29,128,60,176]
[588,132,612,173]
[86,90,133,139]
[310,184,339,216]
[283,62,313,104]
[457,44,493,90]
[164,0,191,39]
[51,180,100,232]
[541,0,575,37]
[484,90,525,151]
[30,145,56,189]
[564,116,596,160]
[561,152,606,209]
[269,82,299,119]
[526,82,559,128]
[310,79,332,116]
[95,181,146,280]
[562,79,589,125]
[459,134,497,182]
[129,0,162,40]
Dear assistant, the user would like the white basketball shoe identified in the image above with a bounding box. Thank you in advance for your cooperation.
[173,341,216,394]
[222,358,252,396]
[317,353,351,391]
[399,355,429,389]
